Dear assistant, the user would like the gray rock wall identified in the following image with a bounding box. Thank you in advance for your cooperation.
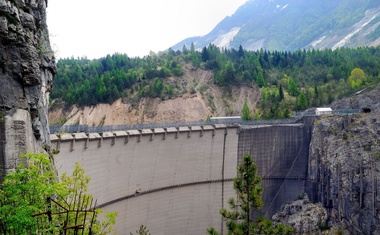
[0,0,55,175]
[308,113,380,234]
[331,85,380,113]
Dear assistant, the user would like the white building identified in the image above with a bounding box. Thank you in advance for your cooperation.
[315,107,332,115]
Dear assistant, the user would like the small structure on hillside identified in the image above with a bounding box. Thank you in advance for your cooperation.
[315,107,332,116]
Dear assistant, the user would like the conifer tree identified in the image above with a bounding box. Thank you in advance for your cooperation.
[207,154,293,235]
[279,84,284,101]
[241,101,252,120]
[296,93,308,110]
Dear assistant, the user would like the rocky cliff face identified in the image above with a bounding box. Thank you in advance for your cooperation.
[307,110,380,233]
[0,0,55,172]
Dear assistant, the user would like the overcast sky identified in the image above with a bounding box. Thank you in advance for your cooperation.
[47,0,248,59]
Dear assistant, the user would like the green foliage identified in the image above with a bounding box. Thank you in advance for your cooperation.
[207,154,293,235]
[348,67,367,90]
[51,46,380,119]
[241,101,252,120]
[342,131,349,140]
[166,84,174,96]
[0,110,4,124]
[288,78,300,96]
[363,144,372,151]
[296,93,308,110]
[374,151,380,161]
[0,10,19,24]
[0,153,117,234]
[279,84,284,101]
[336,228,344,235]
[130,225,151,235]
[255,71,265,87]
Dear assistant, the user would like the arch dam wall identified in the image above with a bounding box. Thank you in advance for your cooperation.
[52,125,238,234]
[51,121,312,234]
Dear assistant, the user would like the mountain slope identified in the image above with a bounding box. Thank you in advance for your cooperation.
[49,65,261,126]
[172,0,380,52]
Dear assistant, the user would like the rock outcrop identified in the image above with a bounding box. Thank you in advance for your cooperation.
[272,193,329,234]
[331,85,380,113]
[307,109,380,233]
[0,0,55,174]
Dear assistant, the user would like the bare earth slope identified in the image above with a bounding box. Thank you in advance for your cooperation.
[49,66,261,126]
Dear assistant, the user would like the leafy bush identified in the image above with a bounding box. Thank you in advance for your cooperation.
[0,153,117,234]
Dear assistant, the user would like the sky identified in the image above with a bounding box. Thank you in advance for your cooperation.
[47,0,248,59]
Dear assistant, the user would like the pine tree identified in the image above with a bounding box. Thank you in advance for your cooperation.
[255,71,265,87]
[238,45,244,58]
[279,84,284,101]
[296,93,308,110]
[288,78,299,96]
[202,46,210,62]
[242,101,252,120]
[207,154,293,235]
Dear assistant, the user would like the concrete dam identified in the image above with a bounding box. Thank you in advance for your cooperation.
[51,120,312,234]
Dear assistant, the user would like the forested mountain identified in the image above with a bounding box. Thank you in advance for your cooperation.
[50,45,380,124]
[172,0,380,52]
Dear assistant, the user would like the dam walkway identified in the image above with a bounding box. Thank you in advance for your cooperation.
[49,109,360,134]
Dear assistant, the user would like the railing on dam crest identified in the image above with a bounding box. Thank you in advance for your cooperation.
[49,109,361,134]
[49,118,299,134]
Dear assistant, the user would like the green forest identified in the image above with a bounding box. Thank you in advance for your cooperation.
[51,44,380,119]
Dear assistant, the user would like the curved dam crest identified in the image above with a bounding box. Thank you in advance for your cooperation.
[51,122,312,234]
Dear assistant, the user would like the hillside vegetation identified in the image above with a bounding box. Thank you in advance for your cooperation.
[50,45,380,124]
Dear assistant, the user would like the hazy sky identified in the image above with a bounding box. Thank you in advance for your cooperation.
[47,0,248,59]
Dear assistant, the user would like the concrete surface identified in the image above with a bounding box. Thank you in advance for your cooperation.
[51,122,313,234]
[52,126,239,234]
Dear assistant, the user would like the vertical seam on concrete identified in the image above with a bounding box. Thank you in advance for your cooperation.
[70,135,75,152]
[125,133,129,144]
[221,127,227,235]
[85,134,89,149]
[99,133,103,147]
[112,133,116,145]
